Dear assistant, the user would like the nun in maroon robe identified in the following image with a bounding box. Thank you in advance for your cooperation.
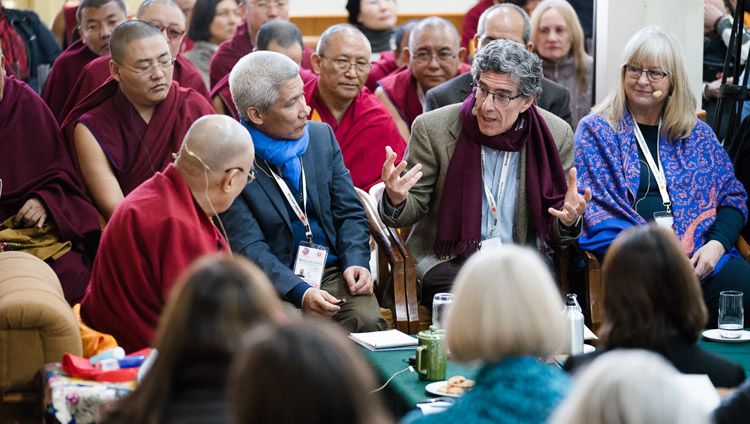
[1,75,101,304]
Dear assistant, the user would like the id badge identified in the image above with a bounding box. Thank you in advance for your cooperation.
[293,241,328,288]
[480,237,502,253]
[653,211,674,230]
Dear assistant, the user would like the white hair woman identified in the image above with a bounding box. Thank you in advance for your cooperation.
[575,25,750,327]
[550,349,711,424]
[402,245,569,424]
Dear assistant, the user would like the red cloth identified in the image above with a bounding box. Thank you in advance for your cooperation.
[377,63,471,129]
[304,77,405,191]
[180,37,195,54]
[58,53,210,124]
[211,67,316,120]
[461,0,494,55]
[62,79,214,195]
[208,22,314,88]
[0,7,29,81]
[62,348,151,382]
[62,3,78,48]
[44,39,99,121]
[365,51,400,93]
[80,164,230,353]
[0,76,100,304]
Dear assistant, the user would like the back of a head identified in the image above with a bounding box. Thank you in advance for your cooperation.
[446,245,564,362]
[600,225,707,350]
[229,50,299,119]
[408,16,459,51]
[230,322,391,424]
[394,19,420,53]
[109,20,164,64]
[255,19,304,51]
[176,114,254,178]
[77,0,127,23]
[549,349,711,424]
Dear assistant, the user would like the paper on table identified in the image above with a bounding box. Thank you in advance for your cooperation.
[349,329,418,351]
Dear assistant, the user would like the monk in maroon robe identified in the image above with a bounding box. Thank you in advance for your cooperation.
[58,0,210,123]
[62,21,213,220]
[44,0,127,120]
[306,25,405,191]
[375,17,468,141]
[0,64,100,305]
[208,1,313,88]
[80,115,255,352]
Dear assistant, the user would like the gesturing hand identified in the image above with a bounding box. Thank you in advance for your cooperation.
[690,240,726,281]
[381,145,422,205]
[302,288,341,318]
[548,167,592,227]
[343,266,373,295]
[14,197,49,228]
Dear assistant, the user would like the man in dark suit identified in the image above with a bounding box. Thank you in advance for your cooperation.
[425,3,572,126]
[221,50,386,332]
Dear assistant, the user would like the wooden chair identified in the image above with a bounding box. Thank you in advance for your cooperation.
[355,188,420,334]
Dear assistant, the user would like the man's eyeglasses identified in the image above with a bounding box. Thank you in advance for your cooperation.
[248,1,288,8]
[149,23,186,40]
[472,83,521,108]
[226,166,256,185]
[117,56,176,79]
[319,56,371,74]
[623,65,669,82]
[410,50,460,65]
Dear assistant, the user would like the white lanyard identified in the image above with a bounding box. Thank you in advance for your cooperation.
[633,120,671,213]
[480,149,513,237]
[267,160,313,242]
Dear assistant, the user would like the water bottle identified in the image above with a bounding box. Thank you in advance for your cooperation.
[563,293,584,355]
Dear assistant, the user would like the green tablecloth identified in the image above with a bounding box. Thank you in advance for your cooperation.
[698,335,750,377]
[360,347,478,418]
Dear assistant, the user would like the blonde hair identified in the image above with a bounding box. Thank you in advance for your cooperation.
[549,350,711,424]
[530,0,590,87]
[593,26,697,140]
[446,245,564,362]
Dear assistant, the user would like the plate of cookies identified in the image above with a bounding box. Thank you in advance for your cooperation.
[425,375,476,397]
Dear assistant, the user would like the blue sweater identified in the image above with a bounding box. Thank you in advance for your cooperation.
[402,357,569,424]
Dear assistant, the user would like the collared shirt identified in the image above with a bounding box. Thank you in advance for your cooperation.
[481,146,520,243]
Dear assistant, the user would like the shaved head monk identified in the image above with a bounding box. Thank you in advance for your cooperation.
[44,0,127,120]
[211,19,313,119]
[375,17,470,140]
[207,0,314,88]
[58,0,210,123]
[80,115,255,352]
[305,24,405,191]
[0,47,100,305]
[63,20,214,220]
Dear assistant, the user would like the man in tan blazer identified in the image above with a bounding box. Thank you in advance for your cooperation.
[379,39,591,307]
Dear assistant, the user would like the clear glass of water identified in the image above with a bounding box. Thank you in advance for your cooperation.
[719,290,744,339]
[432,293,453,330]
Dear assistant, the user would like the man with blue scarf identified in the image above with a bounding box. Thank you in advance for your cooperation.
[221,50,386,331]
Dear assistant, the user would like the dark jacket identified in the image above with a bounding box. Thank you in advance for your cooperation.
[425,71,573,126]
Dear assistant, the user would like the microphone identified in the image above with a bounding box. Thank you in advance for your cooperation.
[472,105,478,116]
[652,90,663,98]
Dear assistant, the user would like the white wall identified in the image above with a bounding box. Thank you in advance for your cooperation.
[595,0,704,108]
[289,0,477,16]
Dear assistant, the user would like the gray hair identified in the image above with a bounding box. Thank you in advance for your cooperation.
[256,19,304,51]
[137,0,185,21]
[229,51,299,120]
[408,17,459,51]
[477,3,531,44]
[316,23,371,57]
[471,39,542,98]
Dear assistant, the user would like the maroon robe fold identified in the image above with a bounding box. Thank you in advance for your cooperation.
[208,22,314,88]
[377,63,471,130]
[44,39,99,121]
[304,77,405,191]
[1,76,101,304]
[58,53,210,124]
[211,67,316,120]
[80,163,229,352]
[365,51,400,92]
[62,78,214,195]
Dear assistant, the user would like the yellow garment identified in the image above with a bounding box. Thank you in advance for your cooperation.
[72,303,119,358]
[0,217,71,261]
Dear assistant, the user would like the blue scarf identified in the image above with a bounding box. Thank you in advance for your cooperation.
[241,119,310,189]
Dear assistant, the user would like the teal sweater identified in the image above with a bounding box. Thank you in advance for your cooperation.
[403,357,569,424]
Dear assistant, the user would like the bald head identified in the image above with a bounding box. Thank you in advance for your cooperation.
[110,20,164,63]
[409,17,459,52]
[316,23,371,57]
[476,4,531,49]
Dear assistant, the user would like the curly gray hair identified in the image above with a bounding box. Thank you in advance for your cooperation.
[229,51,300,120]
[471,39,542,98]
